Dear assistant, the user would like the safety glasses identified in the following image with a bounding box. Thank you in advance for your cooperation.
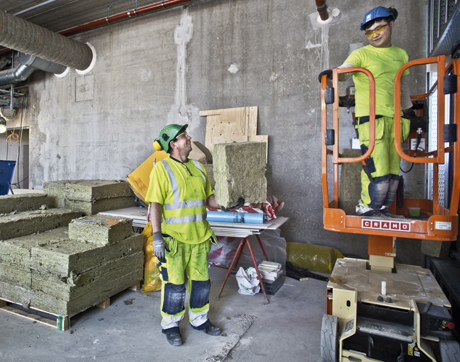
[174,131,188,140]
[365,23,388,37]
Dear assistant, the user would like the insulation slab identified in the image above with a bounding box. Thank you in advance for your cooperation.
[64,180,134,201]
[0,281,31,309]
[205,163,272,195]
[31,252,143,301]
[32,269,142,317]
[338,149,362,215]
[421,240,451,259]
[204,164,215,190]
[68,215,133,245]
[31,233,144,276]
[65,197,137,215]
[0,194,48,214]
[43,180,135,208]
[0,227,68,268]
[0,209,82,240]
[0,263,31,288]
[43,181,67,208]
[213,142,267,207]
[0,268,142,317]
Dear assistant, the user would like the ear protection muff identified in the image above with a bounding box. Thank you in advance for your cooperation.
[153,140,163,151]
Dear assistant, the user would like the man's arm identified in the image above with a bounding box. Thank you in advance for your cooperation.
[337,63,355,81]
[318,62,355,83]
[401,75,413,111]
[150,202,163,233]
[150,202,167,261]
[206,194,220,209]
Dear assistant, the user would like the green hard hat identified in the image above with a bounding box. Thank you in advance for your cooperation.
[153,123,188,153]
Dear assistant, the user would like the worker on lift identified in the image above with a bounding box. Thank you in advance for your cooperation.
[146,124,222,346]
[319,6,413,217]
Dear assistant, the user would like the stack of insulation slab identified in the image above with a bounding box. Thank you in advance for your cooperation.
[0,193,82,240]
[0,214,143,317]
[43,180,137,215]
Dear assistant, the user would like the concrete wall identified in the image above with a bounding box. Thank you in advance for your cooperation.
[17,0,427,261]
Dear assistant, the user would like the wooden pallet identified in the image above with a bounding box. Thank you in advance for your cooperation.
[0,281,141,331]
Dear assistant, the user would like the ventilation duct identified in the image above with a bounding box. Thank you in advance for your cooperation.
[0,64,35,86]
[0,53,67,86]
[0,9,93,71]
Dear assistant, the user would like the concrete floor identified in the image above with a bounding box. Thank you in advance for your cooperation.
[0,266,325,362]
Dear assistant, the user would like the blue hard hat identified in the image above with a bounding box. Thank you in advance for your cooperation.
[360,6,396,31]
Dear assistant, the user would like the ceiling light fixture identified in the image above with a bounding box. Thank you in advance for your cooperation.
[0,117,7,134]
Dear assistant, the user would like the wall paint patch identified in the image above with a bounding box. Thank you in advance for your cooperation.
[305,40,322,49]
[167,8,200,135]
[228,64,239,74]
[270,72,279,82]
[75,74,94,102]
[307,12,330,70]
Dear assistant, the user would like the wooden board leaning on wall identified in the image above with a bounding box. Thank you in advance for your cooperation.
[199,106,268,162]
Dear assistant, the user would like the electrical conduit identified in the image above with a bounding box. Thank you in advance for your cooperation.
[59,0,195,36]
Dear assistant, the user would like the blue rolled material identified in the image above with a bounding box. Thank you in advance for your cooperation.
[207,211,264,224]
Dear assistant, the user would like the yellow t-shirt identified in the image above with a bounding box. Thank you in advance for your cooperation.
[344,45,409,118]
[145,156,214,244]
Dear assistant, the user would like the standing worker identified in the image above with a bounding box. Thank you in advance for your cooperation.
[146,123,222,346]
[319,6,412,217]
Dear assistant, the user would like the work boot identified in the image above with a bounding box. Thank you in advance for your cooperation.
[380,208,405,219]
[164,330,183,346]
[202,323,222,336]
[367,212,386,218]
[356,200,379,217]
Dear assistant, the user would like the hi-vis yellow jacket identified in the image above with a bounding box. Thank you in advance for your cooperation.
[145,156,215,244]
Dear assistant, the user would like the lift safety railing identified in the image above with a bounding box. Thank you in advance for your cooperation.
[320,55,459,242]
[395,56,460,218]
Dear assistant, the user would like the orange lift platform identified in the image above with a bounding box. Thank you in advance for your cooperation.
[319,56,460,362]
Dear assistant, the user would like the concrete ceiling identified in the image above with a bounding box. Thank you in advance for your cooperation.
[0,0,158,34]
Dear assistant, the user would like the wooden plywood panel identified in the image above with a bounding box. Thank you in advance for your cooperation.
[247,106,258,136]
[201,107,257,154]
[200,106,268,158]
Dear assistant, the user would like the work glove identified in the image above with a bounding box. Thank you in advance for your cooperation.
[402,108,416,118]
[152,231,168,262]
[318,69,333,83]
[221,197,245,212]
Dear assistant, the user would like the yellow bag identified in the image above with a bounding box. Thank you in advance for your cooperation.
[141,222,162,293]
[287,242,344,274]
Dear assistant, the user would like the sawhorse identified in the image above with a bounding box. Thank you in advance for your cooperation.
[217,234,270,304]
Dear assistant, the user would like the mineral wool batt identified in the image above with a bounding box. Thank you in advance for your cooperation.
[68,215,132,245]
[64,180,134,201]
[0,209,82,240]
[0,194,48,214]
[213,142,267,208]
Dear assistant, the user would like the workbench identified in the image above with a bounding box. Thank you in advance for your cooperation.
[99,207,288,303]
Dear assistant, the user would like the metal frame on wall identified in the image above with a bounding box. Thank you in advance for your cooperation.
[426,1,458,210]
[427,0,460,57]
